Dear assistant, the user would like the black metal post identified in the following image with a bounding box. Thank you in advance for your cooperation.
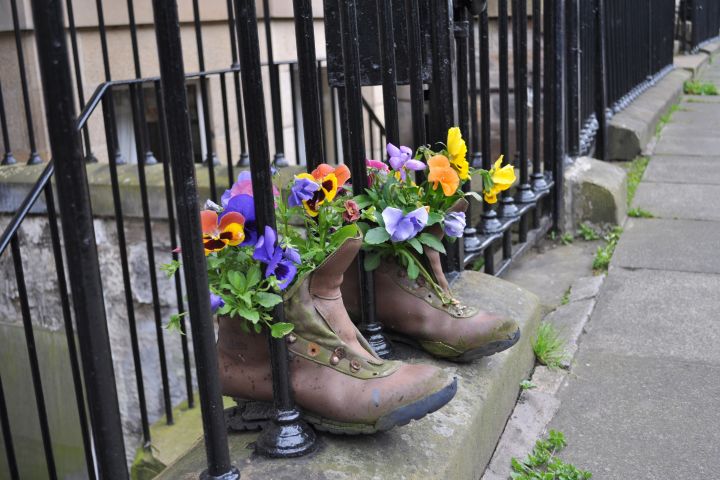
[65,0,97,163]
[262,0,288,167]
[551,0,566,230]
[126,0,158,165]
[29,0,128,476]
[404,0,427,151]
[498,0,519,221]
[226,0,250,167]
[531,0,549,193]
[338,0,393,359]
[566,0,580,157]
[514,0,534,204]
[377,0,400,144]
[594,0,608,161]
[151,1,240,477]
[292,0,325,169]
[0,82,16,165]
[234,0,317,457]
[10,0,41,164]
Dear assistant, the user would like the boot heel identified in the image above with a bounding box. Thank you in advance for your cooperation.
[225,398,274,432]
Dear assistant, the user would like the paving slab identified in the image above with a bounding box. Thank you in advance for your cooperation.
[643,155,720,185]
[632,182,720,221]
[581,268,720,364]
[549,351,720,480]
[654,134,720,156]
[613,217,720,273]
[157,273,542,480]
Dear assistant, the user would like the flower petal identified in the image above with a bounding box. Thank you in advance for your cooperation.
[381,207,404,236]
[200,210,218,235]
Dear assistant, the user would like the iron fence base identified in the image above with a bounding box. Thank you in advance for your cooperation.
[273,152,289,168]
[200,466,241,480]
[254,408,318,458]
[1,153,16,165]
[463,226,482,253]
[362,322,393,359]
[237,152,250,167]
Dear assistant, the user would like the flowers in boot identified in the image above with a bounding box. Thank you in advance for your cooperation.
[382,207,428,242]
[352,127,511,303]
[200,210,245,255]
[443,211,466,238]
[291,163,351,217]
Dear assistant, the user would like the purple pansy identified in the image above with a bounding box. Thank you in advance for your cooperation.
[288,176,320,207]
[253,226,299,290]
[382,206,429,243]
[386,143,425,180]
[210,292,225,313]
[222,194,257,246]
[443,211,466,238]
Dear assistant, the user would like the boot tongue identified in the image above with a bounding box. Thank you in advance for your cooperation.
[309,235,362,299]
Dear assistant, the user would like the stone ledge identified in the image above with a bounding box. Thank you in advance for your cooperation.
[156,273,541,480]
[608,69,691,161]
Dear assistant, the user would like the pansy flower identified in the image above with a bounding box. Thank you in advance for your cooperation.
[221,194,257,246]
[427,155,460,196]
[297,163,351,217]
[387,143,426,181]
[366,159,389,186]
[484,155,516,204]
[447,127,470,181]
[288,176,321,207]
[444,211,466,238]
[382,206,428,243]
[200,210,245,255]
[253,226,299,290]
[210,292,225,313]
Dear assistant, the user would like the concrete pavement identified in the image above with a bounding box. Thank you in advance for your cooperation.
[549,61,720,478]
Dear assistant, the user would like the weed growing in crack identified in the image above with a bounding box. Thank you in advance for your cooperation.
[533,323,568,369]
[511,430,592,480]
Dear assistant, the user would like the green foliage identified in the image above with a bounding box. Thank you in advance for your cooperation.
[627,208,654,218]
[510,430,592,480]
[560,287,571,306]
[593,226,623,273]
[165,312,187,335]
[560,233,574,245]
[520,380,537,391]
[655,104,679,135]
[471,257,486,272]
[160,260,181,278]
[577,223,600,241]
[684,80,719,96]
[533,323,568,369]
[626,156,649,206]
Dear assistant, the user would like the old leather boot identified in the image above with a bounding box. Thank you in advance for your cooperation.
[218,234,457,434]
[342,200,520,362]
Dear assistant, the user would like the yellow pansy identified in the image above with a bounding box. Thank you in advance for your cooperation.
[447,127,470,181]
[490,155,516,189]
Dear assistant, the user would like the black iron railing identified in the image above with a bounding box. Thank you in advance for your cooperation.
[678,0,720,53]
[0,0,683,478]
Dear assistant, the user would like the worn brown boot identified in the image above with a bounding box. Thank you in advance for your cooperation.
[218,234,457,434]
[342,200,520,362]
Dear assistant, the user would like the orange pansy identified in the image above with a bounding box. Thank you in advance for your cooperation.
[427,155,460,196]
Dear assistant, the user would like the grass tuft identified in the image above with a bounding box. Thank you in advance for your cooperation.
[628,207,654,218]
[655,104,679,135]
[533,323,568,369]
[511,430,592,480]
[578,223,601,241]
[684,80,719,96]
[593,226,623,273]
[626,156,649,206]
[520,380,537,391]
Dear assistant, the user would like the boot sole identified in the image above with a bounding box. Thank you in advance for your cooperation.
[229,378,458,435]
[388,328,521,363]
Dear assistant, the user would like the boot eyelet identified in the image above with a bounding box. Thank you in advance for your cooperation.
[308,342,320,357]
[330,355,340,365]
[333,347,346,359]
[350,359,361,372]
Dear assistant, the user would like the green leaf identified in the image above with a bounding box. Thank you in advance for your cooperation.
[246,265,262,289]
[426,212,444,226]
[164,312,187,335]
[352,194,373,209]
[216,303,232,316]
[228,271,247,293]
[270,322,295,338]
[408,237,424,254]
[364,252,381,271]
[255,292,283,309]
[418,233,446,253]
[237,305,260,322]
[365,227,391,245]
[239,292,252,306]
[330,224,359,248]
[161,260,181,278]
[407,260,420,280]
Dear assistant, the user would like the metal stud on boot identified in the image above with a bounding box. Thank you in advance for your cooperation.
[218,235,457,434]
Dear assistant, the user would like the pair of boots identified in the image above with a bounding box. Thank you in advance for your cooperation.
[219,226,519,435]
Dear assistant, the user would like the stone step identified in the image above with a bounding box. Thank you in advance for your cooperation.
[156,273,541,480]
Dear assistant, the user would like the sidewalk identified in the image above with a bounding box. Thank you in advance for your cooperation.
[548,63,720,477]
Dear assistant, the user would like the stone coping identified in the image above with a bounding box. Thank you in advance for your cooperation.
[155,272,541,480]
